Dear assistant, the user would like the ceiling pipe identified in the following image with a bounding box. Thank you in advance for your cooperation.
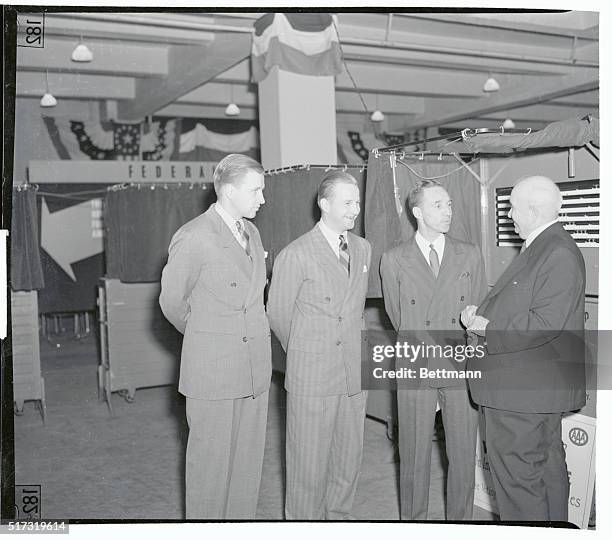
[58,13,598,68]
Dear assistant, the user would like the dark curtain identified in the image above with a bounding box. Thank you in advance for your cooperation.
[105,184,216,282]
[365,154,482,297]
[11,187,44,291]
[253,168,366,274]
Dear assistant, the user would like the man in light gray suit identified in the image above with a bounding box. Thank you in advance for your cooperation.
[159,154,271,519]
[380,179,487,520]
[267,170,371,520]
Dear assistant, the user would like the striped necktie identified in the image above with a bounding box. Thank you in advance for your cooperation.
[235,220,250,257]
[339,234,350,275]
[429,243,440,278]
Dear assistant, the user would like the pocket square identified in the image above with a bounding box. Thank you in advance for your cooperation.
[362,265,368,273]
[264,251,268,259]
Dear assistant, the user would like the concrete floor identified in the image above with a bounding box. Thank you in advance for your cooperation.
[13,331,496,522]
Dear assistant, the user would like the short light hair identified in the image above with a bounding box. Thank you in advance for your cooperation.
[408,179,445,213]
[213,153,264,195]
[317,170,359,205]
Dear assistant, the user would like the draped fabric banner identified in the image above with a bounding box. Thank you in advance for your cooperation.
[43,117,180,161]
[253,168,366,275]
[251,13,343,83]
[42,116,260,162]
[11,187,45,291]
[365,154,482,297]
[104,184,217,283]
[178,125,259,161]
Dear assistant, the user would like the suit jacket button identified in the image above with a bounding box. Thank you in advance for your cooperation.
[460,295,465,301]
[242,336,248,342]
[338,316,343,322]
[324,296,331,302]
[411,299,416,305]
[230,282,237,287]
[336,340,342,346]
[425,320,430,326]
[451,318,456,324]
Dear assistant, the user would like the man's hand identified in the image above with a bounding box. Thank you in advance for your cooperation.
[468,315,489,337]
[460,305,478,328]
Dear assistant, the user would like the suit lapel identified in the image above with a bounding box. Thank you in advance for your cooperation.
[347,234,362,291]
[399,237,436,286]
[310,226,349,296]
[243,219,263,305]
[428,237,467,312]
[209,207,252,279]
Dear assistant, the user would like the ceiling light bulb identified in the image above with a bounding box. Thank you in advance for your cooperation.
[225,102,240,116]
[502,118,516,129]
[71,43,93,62]
[40,92,57,107]
[370,109,385,122]
[483,76,500,92]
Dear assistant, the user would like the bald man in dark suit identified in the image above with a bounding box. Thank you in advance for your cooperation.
[463,175,586,521]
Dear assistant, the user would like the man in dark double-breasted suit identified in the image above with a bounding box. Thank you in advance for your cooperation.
[159,154,271,519]
[267,170,371,520]
[463,175,586,521]
[380,179,487,520]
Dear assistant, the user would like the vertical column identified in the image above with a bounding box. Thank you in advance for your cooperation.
[258,66,337,169]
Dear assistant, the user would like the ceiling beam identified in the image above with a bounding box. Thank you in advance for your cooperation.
[117,33,251,121]
[404,72,599,130]
[16,37,168,77]
[16,71,135,99]
[399,14,599,41]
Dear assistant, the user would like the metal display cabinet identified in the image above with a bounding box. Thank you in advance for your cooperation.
[97,278,181,415]
[11,291,46,421]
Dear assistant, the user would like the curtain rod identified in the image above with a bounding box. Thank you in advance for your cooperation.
[107,182,209,191]
[373,126,534,154]
[264,163,367,175]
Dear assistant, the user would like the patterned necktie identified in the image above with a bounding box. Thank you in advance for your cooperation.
[235,220,250,257]
[429,243,440,278]
[338,234,350,275]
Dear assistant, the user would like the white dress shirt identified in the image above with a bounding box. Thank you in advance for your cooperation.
[415,230,445,266]
[318,220,347,258]
[215,202,246,245]
[524,219,558,250]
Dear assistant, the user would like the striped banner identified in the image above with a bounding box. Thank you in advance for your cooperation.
[178,125,259,161]
[251,13,343,83]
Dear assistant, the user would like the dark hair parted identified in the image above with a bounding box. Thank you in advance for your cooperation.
[213,153,264,195]
[407,179,445,213]
[317,170,359,204]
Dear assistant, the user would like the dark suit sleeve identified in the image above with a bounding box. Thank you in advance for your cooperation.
[267,247,303,351]
[471,245,488,305]
[159,228,202,334]
[380,251,401,332]
[485,246,584,354]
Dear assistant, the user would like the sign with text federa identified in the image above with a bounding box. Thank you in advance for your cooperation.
[27,160,216,184]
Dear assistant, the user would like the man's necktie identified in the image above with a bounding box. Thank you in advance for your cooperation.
[429,244,440,278]
[235,220,250,257]
[339,234,350,275]
[520,242,527,254]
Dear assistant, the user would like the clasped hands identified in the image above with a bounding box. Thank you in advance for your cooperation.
[460,305,489,337]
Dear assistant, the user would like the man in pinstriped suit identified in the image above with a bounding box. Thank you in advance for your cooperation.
[380,179,487,520]
[267,170,371,520]
[159,154,271,519]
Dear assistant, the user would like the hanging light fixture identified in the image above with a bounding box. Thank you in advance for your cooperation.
[370,94,385,122]
[502,118,516,129]
[224,84,240,117]
[40,71,57,107]
[71,36,93,62]
[483,73,500,93]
